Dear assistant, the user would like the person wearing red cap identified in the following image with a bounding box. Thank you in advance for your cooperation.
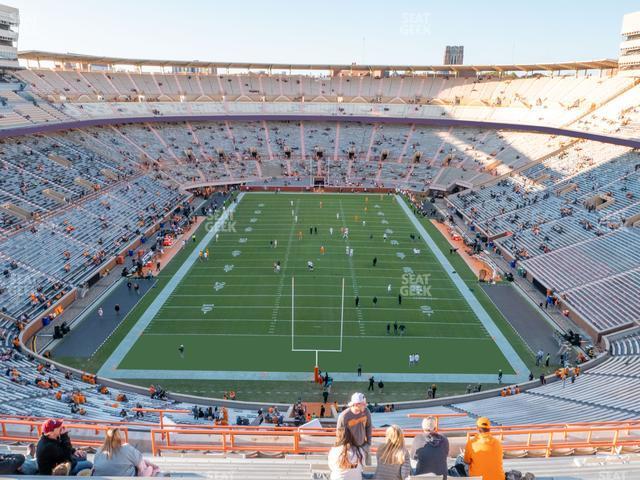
[36,419,93,475]
[463,417,504,480]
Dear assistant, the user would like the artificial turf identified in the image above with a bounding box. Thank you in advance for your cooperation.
[112,193,517,377]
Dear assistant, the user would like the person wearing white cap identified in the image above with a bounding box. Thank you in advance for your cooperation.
[336,393,372,462]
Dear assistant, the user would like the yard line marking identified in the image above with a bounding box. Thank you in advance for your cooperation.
[150,318,481,325]
[183,273,453,281]
[142,333,491,340]
[339,199,366,335]
[269,199,299,334]
[158,305,474,313]
[169,293,465,300]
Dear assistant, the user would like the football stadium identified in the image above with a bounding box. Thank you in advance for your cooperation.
[0,1,639,478]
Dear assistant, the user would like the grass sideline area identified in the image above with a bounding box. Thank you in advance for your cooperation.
[60,192,545,402]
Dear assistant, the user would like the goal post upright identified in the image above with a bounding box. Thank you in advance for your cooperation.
[339,277,345,352]
[291,276,294,351]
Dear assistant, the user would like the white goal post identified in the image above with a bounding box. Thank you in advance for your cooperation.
[291,276,345,366]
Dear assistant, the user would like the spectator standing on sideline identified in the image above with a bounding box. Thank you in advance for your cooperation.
[322,386,329,404]
[97,307,103,318]
[374,425,411,480]
[327,428,365,480]
[114,304,120,315]
[368,376,375,391]
[357,364,362,377]
[464,417,504,480]
[411,416,449,478]
[336,393,372,461]
[497,369,503,384]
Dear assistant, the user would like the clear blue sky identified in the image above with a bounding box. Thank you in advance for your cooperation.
[10,0,639,65]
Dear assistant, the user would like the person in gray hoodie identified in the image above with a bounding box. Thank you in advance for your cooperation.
[410,416,450,477]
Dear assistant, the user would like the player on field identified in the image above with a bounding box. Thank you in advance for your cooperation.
[178,344,185,358]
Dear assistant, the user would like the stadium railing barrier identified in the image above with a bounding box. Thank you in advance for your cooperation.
[2,413,640,458]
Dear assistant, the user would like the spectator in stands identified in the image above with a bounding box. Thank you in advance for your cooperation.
[374,425,410,480]
[36,418,93,475]
[328,427,365,480]
[336,393,372,461]
[0,451,25,475]
[463,417,504,480]
[410,416,449,477]
[93,427,161,477]
[19,443,39,475]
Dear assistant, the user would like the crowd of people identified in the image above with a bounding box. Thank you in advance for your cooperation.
[0,419,164,476]
[328,392,507,480]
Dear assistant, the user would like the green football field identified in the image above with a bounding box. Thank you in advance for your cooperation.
[107,192,521,380]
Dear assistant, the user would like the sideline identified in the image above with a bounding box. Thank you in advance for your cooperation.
[97,193,244,377]
[395,195,529,382]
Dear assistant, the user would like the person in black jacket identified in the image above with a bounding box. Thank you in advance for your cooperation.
[36,419,92,476]
[0,453,25,475]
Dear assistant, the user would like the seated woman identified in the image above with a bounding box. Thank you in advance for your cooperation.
[327,428,365,480]
[93,428,161,477]
[375,425,411,480]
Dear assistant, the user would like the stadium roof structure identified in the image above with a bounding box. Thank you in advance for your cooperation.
[18,50,619,74]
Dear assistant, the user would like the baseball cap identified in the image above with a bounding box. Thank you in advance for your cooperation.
[42,419,63,434]
[348,392,367,406]
[476,417,491,429]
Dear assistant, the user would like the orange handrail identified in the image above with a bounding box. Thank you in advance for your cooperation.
[3,413,640,459]
[149,423,640,457]
[0,418,129,447]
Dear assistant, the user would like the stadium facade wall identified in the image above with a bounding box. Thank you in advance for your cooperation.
[0,114,640,150]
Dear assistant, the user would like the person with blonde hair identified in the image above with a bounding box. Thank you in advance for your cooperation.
[374,425,410,480]
[327,428,365,480]
[93,428,161,477]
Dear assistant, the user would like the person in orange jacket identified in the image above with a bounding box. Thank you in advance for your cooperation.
[463,417,504,480]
